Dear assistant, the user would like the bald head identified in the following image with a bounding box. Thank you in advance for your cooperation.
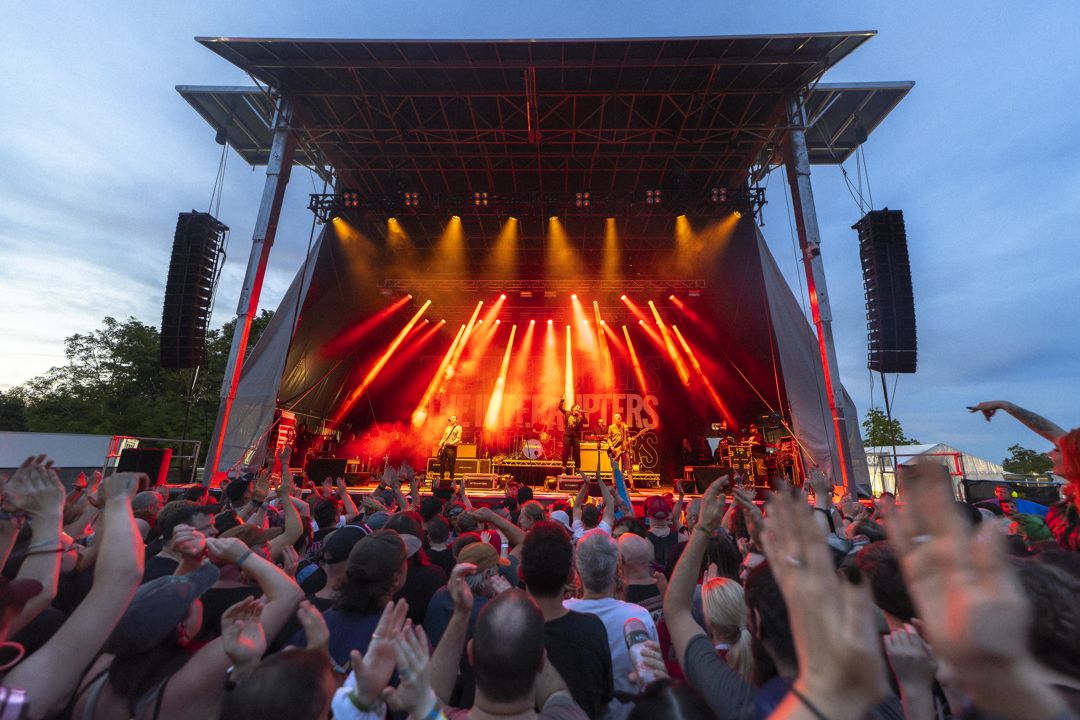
[133,491,164,514]
[471,589,546,703]
[618,532,654,571]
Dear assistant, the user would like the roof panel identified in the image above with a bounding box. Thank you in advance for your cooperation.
[182,34,907,210]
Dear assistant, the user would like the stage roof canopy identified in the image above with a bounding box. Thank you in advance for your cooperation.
[179,33,911,219]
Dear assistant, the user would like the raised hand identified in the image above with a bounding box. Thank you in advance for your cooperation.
[172,524,208,559]
[206,536,251,566]
[448,563,478,614]
[383,623,439,719]
[349,599,410,707]
[102,471,143,502]
[882,460,1066,718]
[884,624,937,690]
[966,400,1010,422]
[6,455,65,519]
[280,545,299,577]
[763,492,888,719]
[297,599,329,653]
[221,596,267,668]
[251,472,270,503]
[696,476,728,533]
[732,487,764,548]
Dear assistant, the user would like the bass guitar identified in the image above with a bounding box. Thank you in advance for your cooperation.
[607,428,647,459]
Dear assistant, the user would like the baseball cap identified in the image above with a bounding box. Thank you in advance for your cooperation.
[104,563,219,656]
[366,511,390,530]
[224,478,252,504]
[322,525,371,564]
[645,495,671,520]
[457,542,510,572]
[550,510,572,531]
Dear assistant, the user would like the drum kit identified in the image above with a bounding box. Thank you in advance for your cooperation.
[508,421,556,461]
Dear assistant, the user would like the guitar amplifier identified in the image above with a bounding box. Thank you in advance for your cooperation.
[462,474,498,491]
[427,458,491,475]
[556,475,585,493]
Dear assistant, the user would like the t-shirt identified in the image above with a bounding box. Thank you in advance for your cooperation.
[426,546,455,577]
[141,555,179,584]
[198,585,260,640]
[623,584,663,626]
[424,587,489,708]
[544,611,614,720]
[572,519,612,541]
[563,596,657,720]
[646,530,680,571]
[445,692,588,720]
[682,633,755,720]
[395,562,448,625]
[290,608,380,669]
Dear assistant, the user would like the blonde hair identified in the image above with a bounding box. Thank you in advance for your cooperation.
[702,577,753,680]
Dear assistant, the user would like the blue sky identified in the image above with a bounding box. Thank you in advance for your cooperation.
[2,1,1078,464]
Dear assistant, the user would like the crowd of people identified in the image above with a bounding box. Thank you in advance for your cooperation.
[0,401,1077,719]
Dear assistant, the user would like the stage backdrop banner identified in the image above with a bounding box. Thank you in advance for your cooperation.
[216,229,325,474]
[757,229,871,487]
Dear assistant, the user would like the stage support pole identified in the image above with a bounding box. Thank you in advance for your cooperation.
[203,96,297,485]
[782,94,855,496]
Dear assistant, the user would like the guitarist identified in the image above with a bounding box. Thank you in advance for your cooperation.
[607,413,641,487]
[437,415,462,489]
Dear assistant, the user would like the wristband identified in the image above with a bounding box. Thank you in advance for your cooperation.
[25,537,62,552]
[236,549,254,569]
[347,690,385,714]
[419,702,445,720]
[789,686,829,720]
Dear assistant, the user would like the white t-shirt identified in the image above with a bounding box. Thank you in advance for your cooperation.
[571,519,612,541]
[563,596,657,720]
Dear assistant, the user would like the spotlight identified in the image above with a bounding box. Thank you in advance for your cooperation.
[451,215,461,221]
[733,210,743,219]
[508,216,518,222]
[407,294,413,299]
[549,216,558,222]
[645,189,662,205]
[620,294,628,301]
[600,320,605,325]
[495,319,501,325]
[571,294,577,300]
[473,192,489,207]
[547,319,553,325]
[530,319,536,325]
[403,192,420,207]
[387,217,397,223]
[710,187,727,203]
[341,190,360,208]
[669,294,676,301]
[575,191,590,208]
[500,293,507,300]
[638,319,645,324]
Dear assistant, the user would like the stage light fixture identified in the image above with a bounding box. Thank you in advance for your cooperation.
[645,189,662,205]
[530,319,536,324]
[547,319,553,325]
[500,293,507,300]
[495,319,501,325]
[575,191,590,208]
[733,210,743,219]
[341,191,360,208]
[403,191,420,207]
[571,294,577,300]
[387,217,397,224]
[451,215,461,221]
[620,294,628,301]
[669,294,676,301]
[549,216,558,222]
[474,192,490,207]
[638,319,645,324]
[710,187,727,203]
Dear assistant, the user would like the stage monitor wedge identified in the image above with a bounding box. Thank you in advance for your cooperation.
[853,208,917,374]
[160,211,228,369]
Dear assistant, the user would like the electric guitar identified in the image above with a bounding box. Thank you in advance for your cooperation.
[607,428,647,459]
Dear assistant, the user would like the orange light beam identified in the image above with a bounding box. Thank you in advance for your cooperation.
[322,294,412,356]
[571,294,597,354]
[444,300,484,383]
[622,325,649,394]
[412,323,466,426]
[564,325,574,402]
[635,316,664,347]
[510,319,537,385]
[672,324,735,425]
[334,299,431,421]
[620,295,652,324]
[648,300,691,387]
[458,295,506,375]
[593,300,615,390]
[541,320,560,411]
[483,324,518,429]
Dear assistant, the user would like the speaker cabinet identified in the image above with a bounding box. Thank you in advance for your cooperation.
[160,211,228,368]
[117,447,173,487]
[304,458,348,481]
[853,209,916,374]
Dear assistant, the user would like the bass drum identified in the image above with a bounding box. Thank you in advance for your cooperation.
[522,439,545,460]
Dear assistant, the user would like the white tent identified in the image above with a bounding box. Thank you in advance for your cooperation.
[864,443,1007,495]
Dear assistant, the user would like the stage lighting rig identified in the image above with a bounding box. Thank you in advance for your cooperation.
[645,189,662,205]
[575,191,590,208]
[404,192,420,207]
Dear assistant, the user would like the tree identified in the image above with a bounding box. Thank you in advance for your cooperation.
[861,408,919,448]
[0,389,28,431]
[14,312,273,458]
[1001,444,1054,475]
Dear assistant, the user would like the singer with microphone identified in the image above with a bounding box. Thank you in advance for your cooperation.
[437,415,462,488]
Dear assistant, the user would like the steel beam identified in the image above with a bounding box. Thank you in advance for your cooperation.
[203,96,296,484]
[782,94,855,494]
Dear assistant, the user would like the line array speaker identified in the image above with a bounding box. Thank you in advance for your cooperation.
[160,211,228,368]
[853,208,917,374]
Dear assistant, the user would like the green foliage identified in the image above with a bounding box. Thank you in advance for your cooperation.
[12,312,273,455]
[1001,444,1054,475]
[861,407,919,447]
